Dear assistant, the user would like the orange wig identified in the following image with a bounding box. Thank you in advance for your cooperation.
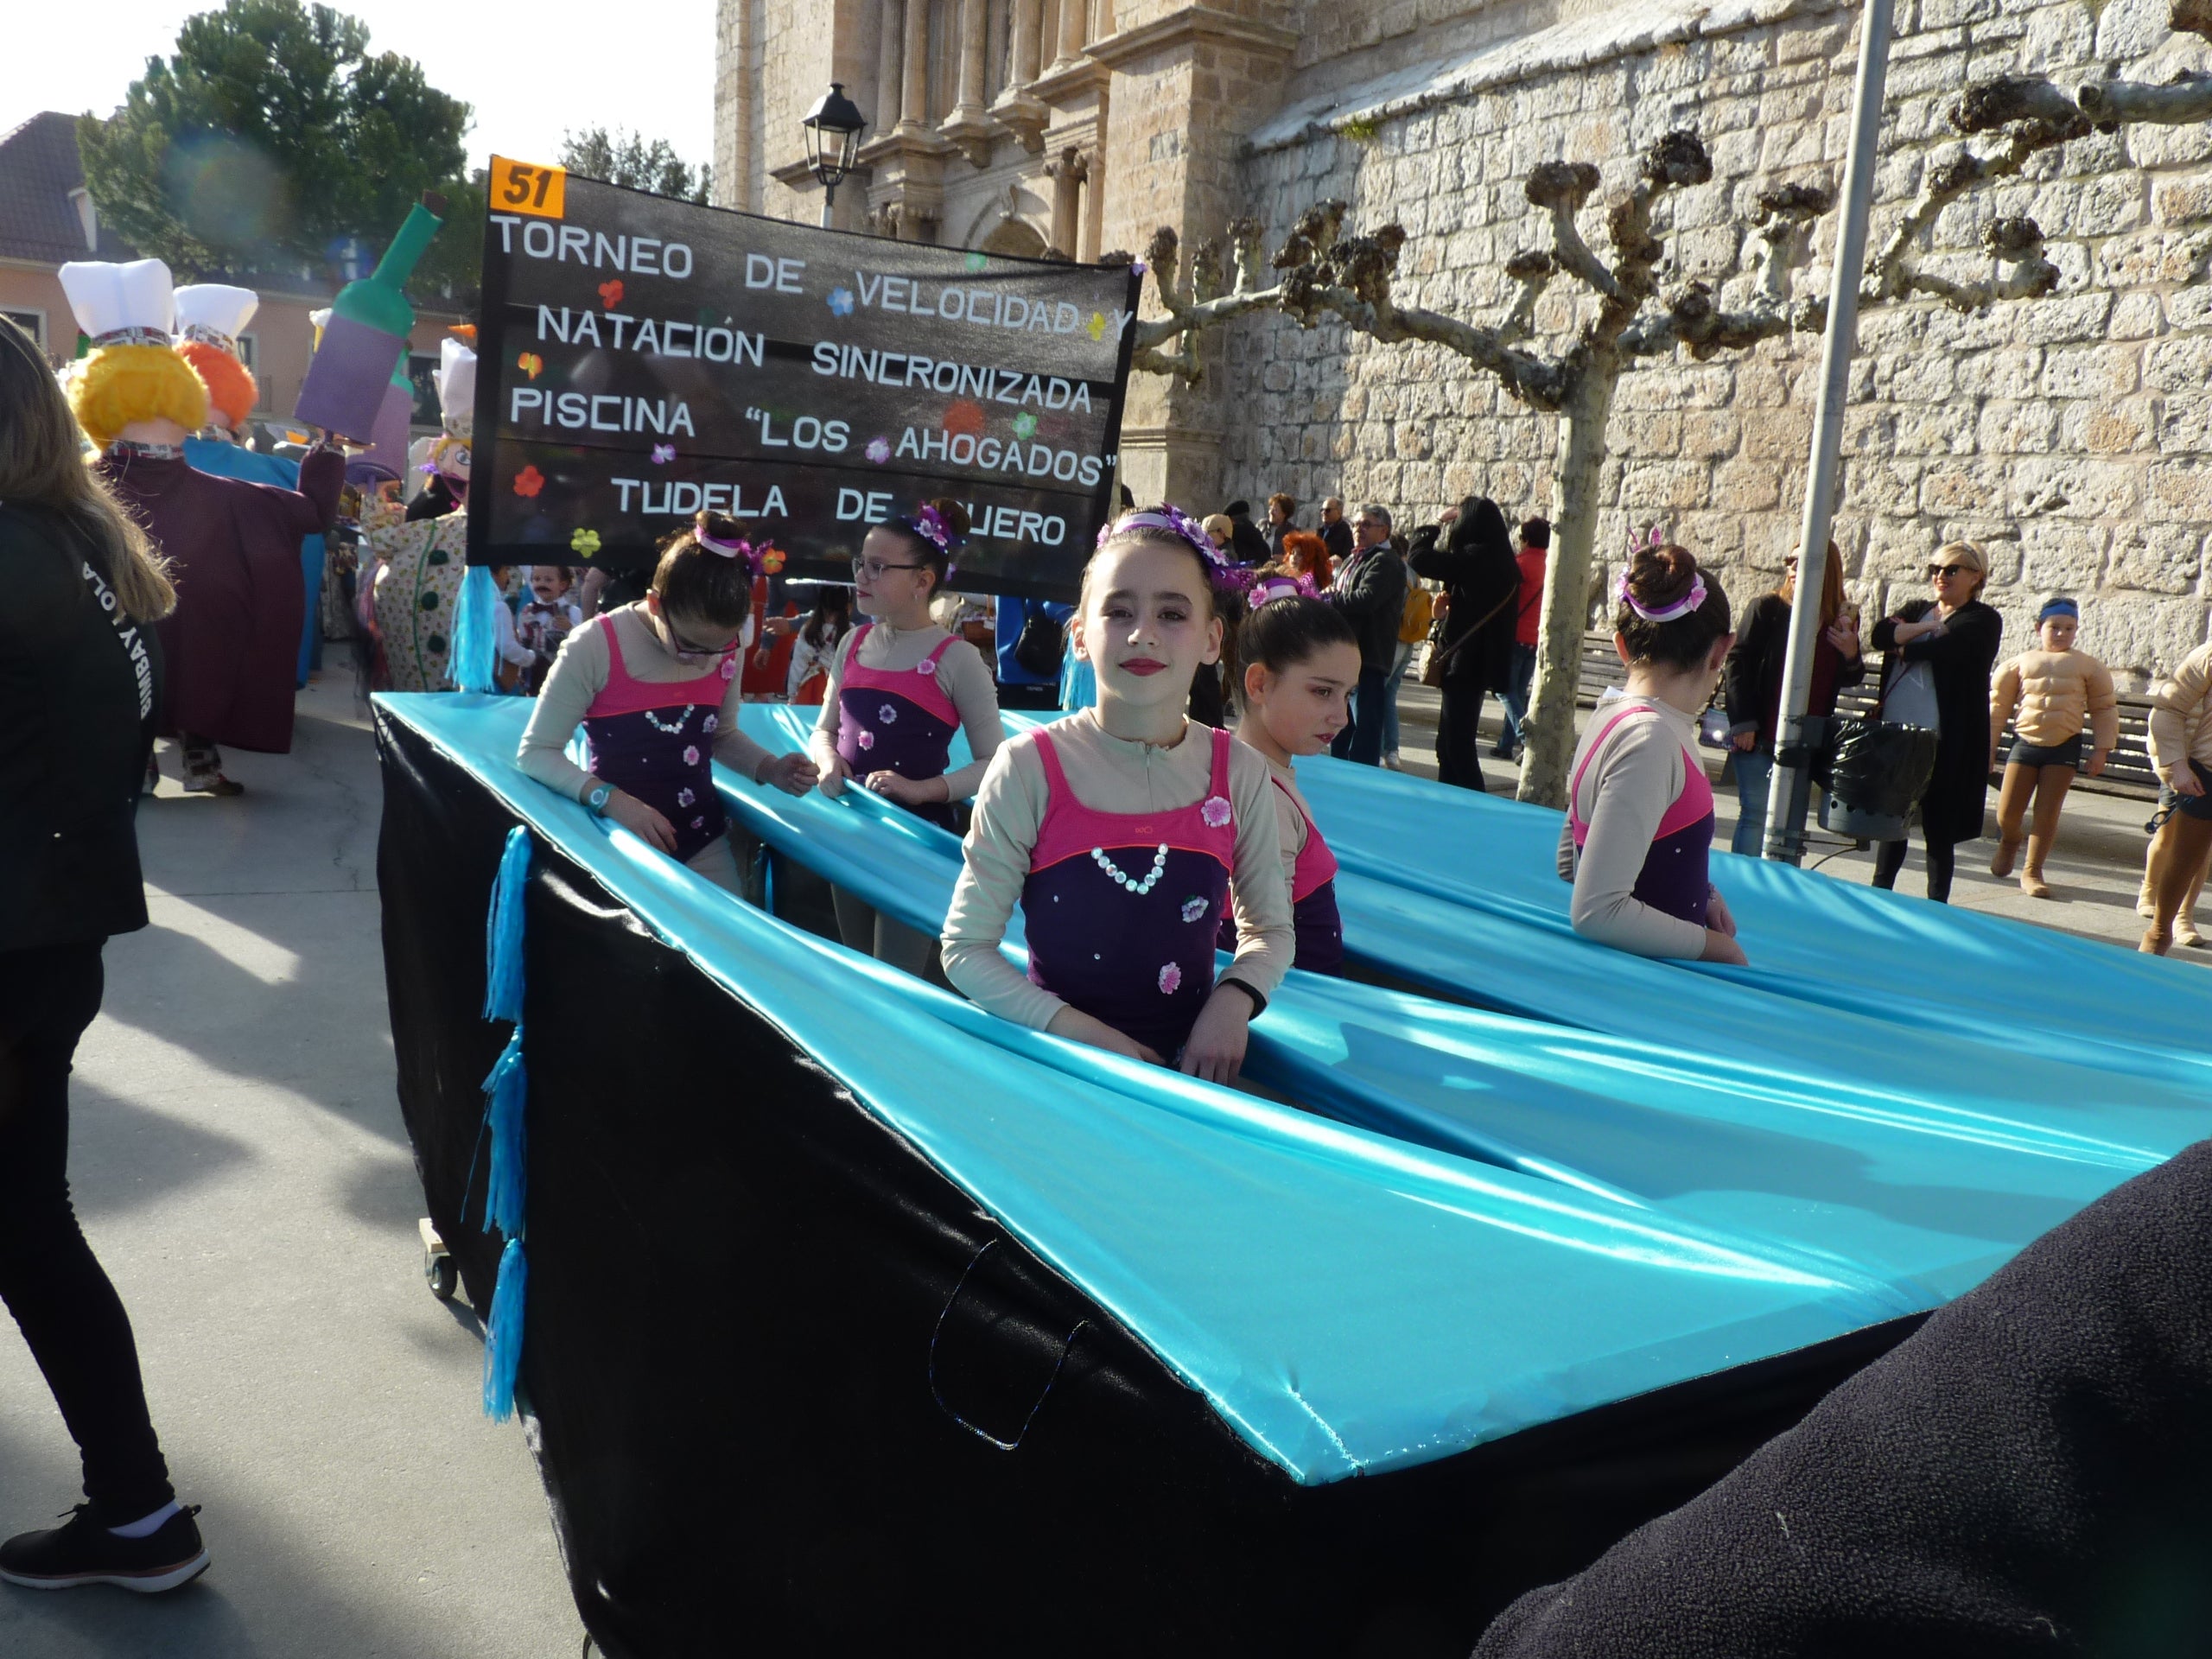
[175,340,257,429]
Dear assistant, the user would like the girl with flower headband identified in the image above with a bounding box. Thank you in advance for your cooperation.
[1986,596,2117,899]
[518,511,818,893]
[940,505,1292,1080]
[1558,538,1747,965]
[809,498,1006,973]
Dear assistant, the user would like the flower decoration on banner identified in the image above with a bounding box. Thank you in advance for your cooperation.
[677,787,696,808]
[944,400,986,438]
[512,465,544,499]
[1201,795,1233,829]
[879,703,899,723]
[865,435,891,464]
[651,443,676,465]
[1179,896,1208,925]
[1158,963,1183,995]
[1012,411,1039,441]
[682,746,701,766]
[827,287,856,317]
[856,729,875,750]
[1086,312,1109,341]
[569,528,601,557]
[1131,258,1148,276]
[964,251,988,273]
[598,279,625,308]
[517,352,543,379]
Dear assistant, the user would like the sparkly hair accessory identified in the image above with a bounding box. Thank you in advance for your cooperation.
[1614,566,1707,623]
[1096,505,1254,594]
[894,501,961,553]
[696,530,787,578]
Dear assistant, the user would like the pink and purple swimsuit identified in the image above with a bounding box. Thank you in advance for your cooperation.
[1021,726,1240,1058]
[578,615,740,864]
[1567,703,1716,926]
[836,622,962,830]
[1218,776,1344,975]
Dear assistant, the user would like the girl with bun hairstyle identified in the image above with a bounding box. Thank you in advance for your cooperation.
[1222,594,1360,974]
[941,505,1292,1081]
[1559,539,1746,965]
[810,499,1006,971]
[517,512,819,893]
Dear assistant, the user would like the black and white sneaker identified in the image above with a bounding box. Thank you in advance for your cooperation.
[0,1504,208,1594]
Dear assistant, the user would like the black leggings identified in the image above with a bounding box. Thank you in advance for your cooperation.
[1435,680,1490,792]
[0,942,175,1523]
[1872,836,1957,904]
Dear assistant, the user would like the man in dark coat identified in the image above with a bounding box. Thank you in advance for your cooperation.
[1328,504,1408,766]
[1409,497,1519,791]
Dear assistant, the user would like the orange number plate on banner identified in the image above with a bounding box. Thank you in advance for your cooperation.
[490,158,566,219]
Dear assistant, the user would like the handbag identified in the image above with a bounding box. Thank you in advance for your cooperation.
[1815,661,1939,818]
[1420,588,1514,688]
[1013,603,1065,679]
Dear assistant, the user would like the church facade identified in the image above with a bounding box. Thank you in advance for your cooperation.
[718,0,2212,681]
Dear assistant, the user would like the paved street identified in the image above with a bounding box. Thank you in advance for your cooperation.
[0,676,578,1659]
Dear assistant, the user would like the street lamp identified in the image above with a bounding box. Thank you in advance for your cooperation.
[802,82,868,229]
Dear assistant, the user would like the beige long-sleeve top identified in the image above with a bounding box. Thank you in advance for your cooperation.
[2149,641,2212,779]
[517,607,780,800]
[1254,748,1313,907]
[1990,647,2119,753]
[808,622,1004,801]
[1554,692,1712,961]
[941,712,1294,1033]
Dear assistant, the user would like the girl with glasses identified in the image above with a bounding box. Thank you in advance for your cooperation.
[517,511,818,893]
[809,499,1006,974]
[941,505,1292,1082]
[1866,541,2003,902]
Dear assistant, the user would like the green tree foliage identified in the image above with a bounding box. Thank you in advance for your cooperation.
[76,0,472,294]
[559,128,712,204]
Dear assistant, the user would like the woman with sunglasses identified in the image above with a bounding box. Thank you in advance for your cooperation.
[1866,541,2003,902]
[810,499,1006,972]
[517,512,819,893]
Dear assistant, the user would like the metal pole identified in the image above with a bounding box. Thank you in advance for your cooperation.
[1763,0,1895,862]
[821,181,836,229]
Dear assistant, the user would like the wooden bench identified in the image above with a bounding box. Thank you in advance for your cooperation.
[1574,630,2161,800]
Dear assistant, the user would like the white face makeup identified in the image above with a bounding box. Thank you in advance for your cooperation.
[1075,539,1223,715]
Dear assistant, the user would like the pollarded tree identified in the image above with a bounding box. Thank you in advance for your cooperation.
[1124,4,2212,808]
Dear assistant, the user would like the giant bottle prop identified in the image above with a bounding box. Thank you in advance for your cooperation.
[294,193,446,441]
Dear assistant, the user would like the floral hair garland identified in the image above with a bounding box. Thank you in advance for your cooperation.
[1096,505,1256,597]
[1614,524,1705,622]
[894,501,963,555]
[696,529,786,578]
[1249,569,1322,605]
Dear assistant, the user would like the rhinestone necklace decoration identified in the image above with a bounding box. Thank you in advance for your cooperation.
[1091,843,1170,894]
[641,704,692,735]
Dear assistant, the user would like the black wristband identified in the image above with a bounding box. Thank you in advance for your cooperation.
[1216,977,1268,1019]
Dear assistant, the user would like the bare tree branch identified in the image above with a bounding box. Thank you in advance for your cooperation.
[1498,250,1558,346]
[1524,162,1616,299]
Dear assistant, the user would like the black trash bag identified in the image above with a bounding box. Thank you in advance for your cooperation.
[1818,717,1939,820]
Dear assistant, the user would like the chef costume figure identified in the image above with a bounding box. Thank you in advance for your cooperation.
[175,283,329,687]
[61,259,342,795]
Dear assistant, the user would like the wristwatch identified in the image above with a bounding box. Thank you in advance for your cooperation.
[584,781,614,816]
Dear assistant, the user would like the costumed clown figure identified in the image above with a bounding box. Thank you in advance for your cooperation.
[60,259,342,795]
[364,337,472,692]
[174,283,328,689]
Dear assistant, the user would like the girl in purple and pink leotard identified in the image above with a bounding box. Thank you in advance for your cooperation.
[941,506,1294,1084]
[1218,594,1361,976]
[1558,539,1747,966]
[811,499,1004,972]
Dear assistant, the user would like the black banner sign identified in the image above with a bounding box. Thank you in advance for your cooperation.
[467,160,1140,598]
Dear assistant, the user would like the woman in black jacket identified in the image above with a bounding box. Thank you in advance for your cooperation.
[1409,497,1520,791]
[1867,541,2003,902]
[0,319,207,1592]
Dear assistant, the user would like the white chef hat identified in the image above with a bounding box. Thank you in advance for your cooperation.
[174,284,259,355]
[58,258,177,348]
[436,336,476,442]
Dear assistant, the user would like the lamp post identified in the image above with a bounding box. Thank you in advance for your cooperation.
[802,82,868,229]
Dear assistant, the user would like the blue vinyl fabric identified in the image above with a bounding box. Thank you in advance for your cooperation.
[735,703,2199,1299]
[385,693,2207,1488]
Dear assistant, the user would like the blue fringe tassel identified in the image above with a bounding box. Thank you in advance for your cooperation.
[451,567,500,693]
[481,1236,528,1421]
[483,826,531,1024]
[481,1030,528,1241]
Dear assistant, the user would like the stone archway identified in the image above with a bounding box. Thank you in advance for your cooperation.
[976,216,1049,258]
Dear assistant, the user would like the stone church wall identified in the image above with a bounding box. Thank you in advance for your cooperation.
[1218,0,2212,684]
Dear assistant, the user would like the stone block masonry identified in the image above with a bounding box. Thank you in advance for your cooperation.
[1222,0,2212,688]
